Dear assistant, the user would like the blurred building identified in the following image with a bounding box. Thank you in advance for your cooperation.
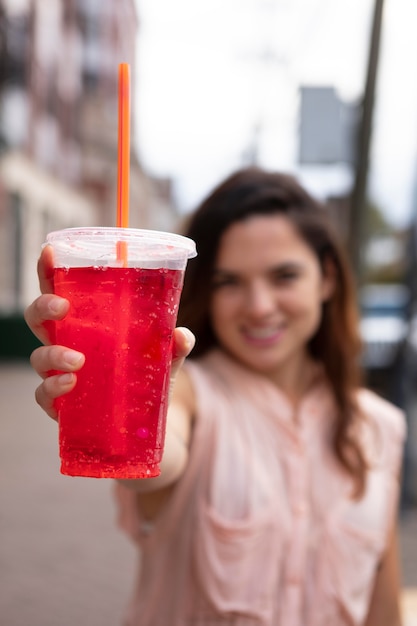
[0,0,177,316]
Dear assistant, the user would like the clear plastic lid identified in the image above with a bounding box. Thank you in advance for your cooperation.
[45,227,197,269]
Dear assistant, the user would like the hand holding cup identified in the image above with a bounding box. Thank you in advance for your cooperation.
[25,236,196,477]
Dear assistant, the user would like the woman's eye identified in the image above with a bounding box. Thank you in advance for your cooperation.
[211,276,239,289]
[272,271,298,284]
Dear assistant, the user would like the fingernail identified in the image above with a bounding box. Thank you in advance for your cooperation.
[63,351,84,367]
[182,328,194,348]
[58,373,75,386]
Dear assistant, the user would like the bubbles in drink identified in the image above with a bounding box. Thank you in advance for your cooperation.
[136,427,149,439]
[54,265,182,478]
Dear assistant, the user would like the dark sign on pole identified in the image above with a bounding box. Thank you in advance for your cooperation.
[298,86,358,166]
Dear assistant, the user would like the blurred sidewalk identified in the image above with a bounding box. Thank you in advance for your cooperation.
[1,362,416,625]
[0,363,135,626]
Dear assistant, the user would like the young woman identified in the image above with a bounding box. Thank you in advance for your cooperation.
[25,167,405,625]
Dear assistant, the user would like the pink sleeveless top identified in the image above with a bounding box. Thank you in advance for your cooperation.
[115,350,406,626]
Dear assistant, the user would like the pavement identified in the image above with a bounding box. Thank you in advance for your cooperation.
[1,361,417,626]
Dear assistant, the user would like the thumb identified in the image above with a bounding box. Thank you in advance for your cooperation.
[170,327,195,393]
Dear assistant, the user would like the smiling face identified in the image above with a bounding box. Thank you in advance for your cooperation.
[209,214,334,387]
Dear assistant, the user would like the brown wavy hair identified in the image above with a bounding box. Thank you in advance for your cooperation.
[178,167,367,496]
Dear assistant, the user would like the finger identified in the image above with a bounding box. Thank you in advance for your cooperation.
[171,327,195,378]
[30,345,85,380]
[34,373,78,420]
[24,294,69,345]
[38,245,55,295]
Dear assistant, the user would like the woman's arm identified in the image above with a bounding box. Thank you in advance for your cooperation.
[118,360,196,496]
[117,365,196,520]
[364,522,403,626]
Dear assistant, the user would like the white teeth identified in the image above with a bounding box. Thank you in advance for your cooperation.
[245,328,278,339]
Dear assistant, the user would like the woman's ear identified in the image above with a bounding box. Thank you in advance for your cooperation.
[320,257,336,302]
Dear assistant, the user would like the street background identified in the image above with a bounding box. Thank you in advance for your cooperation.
[1,361,417,625]
[1,2,417,623]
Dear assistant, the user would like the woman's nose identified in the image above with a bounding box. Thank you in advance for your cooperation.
[245,283,277,317]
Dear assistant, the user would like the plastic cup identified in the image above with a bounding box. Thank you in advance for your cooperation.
[45,227,197,479]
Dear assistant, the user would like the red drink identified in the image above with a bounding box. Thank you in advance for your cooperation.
[54,265,184,478]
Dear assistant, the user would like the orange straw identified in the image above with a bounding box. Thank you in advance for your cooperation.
[116,62,131,265]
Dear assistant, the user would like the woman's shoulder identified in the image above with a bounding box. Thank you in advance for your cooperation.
[356,389,406,474]
[356,387,406,441]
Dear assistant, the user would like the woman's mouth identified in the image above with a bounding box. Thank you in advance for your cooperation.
[242,325,285,346]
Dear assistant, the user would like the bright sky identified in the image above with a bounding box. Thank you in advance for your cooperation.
[134,0,417,228]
